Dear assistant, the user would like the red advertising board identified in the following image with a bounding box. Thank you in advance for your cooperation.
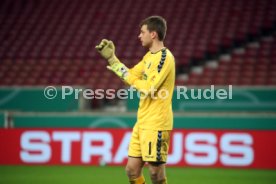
[0,128,276,168]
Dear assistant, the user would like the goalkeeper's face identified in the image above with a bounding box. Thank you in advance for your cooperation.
[138,25,153,48]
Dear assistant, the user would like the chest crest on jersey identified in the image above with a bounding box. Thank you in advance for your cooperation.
[147,62,152,69]
[142,61,152,80]
[142,73,148,80]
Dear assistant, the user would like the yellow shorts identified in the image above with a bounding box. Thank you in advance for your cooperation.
[128,124,171,163]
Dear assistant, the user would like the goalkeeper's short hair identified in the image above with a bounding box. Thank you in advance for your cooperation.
[140,16,167,41]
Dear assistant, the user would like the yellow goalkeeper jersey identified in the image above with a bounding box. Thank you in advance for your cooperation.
[126,48,175,130]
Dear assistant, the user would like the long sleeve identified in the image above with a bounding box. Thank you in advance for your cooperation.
[126,50,174,95]
[128,59,145,80]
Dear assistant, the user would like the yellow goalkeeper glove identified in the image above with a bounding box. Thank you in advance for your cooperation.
[107,62,129,80]
[95,39,119,65]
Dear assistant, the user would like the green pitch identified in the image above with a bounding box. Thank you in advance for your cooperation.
[0,166,275,184]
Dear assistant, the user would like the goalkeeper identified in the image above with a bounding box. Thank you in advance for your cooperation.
[96,16,175,184]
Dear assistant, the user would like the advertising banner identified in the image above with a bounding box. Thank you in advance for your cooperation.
[0,129,275,168]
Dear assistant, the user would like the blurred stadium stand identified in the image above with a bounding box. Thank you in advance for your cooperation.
[0,0,276,88]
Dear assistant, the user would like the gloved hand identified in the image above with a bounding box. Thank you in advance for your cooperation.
[107,62,129,80]
[95,39,119,65]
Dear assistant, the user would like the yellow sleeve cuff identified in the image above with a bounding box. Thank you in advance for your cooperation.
[125,73,137,86]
